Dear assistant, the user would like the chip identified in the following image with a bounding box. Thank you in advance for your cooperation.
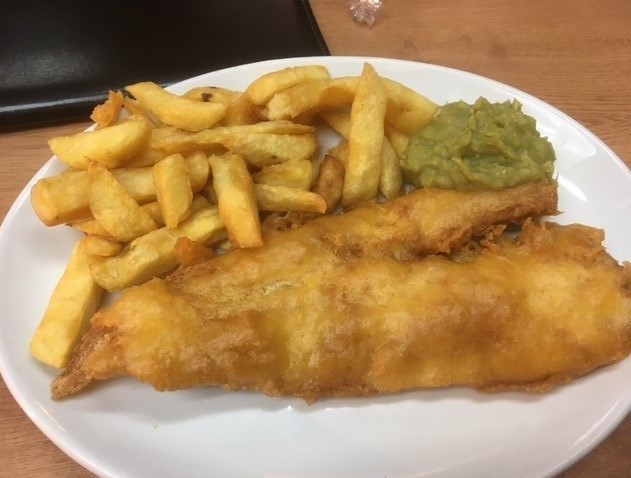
[153,153,194,228]
[343,63,388,206]
[246,65,330,105]
[255,184,326,214]
[29,240,104,368]
[88,163,157,242]
[48,115,152,169]
[209,152,263,248]
[126,81,226,132]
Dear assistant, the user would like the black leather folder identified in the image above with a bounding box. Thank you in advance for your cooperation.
[0,0,329,130]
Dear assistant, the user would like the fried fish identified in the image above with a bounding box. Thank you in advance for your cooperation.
[52,219,631,401]
[52,181,580,400]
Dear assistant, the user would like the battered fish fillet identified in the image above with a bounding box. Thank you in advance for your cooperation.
[52,220,631,401]
[53,182,572,398]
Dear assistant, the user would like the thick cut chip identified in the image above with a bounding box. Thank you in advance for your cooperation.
[246,65,330,105]
[31,170,93,225]
[209,152,263,248]
[88,163,157,242]
[253,159,313,190]
[48,115,151,169]
[343,63,388,206]
[29,240,104,368]
[153,154,194,228]
[379,138,403,199]
[153,126,317,167]
[255,184,326,213]
[90,229,178,291]
[312,155,345,213]
[89,207,225,291]
[126,82,226,132]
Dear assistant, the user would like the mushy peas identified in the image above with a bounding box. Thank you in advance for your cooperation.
[401,98,556,190]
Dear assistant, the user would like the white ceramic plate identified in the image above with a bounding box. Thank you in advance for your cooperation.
[2,56,631,478]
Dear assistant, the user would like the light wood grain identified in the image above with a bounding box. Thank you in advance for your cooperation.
[1,1,630,476]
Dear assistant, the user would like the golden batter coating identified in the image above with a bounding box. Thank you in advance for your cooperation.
[55,182,617,402]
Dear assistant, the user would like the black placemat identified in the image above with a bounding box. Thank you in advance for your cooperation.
[0,0,329,130]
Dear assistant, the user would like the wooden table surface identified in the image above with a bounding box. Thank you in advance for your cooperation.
[1,1,630,476]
